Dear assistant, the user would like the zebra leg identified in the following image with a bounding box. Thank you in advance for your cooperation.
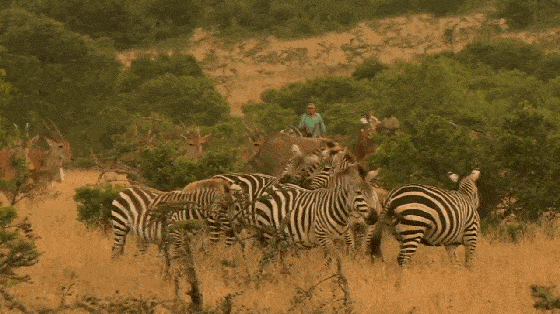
[111,223,129,258]
[134,239,149,257]
[463,229,478,268]
[397,236,422,267]
[364,223,384,262]
[343,228,356,256]
[316,231,337,266]
[445,245,459,265]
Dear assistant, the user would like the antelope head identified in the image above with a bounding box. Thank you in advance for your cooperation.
[181,127,212,159]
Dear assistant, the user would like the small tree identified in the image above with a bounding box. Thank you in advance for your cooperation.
[74,183,123,232]
[0,206,41,286]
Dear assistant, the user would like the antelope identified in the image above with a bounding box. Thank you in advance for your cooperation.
[180,126,212,160]
[0,128,73,204]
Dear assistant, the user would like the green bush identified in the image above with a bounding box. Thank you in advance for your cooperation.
[260,77,373,115]
[116,53,203,93]
[454,39,543,75]
[138,143,242,191]
[352,58,389,81]
[495,0,560,29]
[242,102,298,132]
[121,74,229,126]
[0,205,41,286]
[74,183,123,232]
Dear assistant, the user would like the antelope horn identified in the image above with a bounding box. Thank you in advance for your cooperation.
[47,118,64,139]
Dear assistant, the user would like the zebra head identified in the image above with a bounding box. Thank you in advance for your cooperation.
[280,142,347,188]
[449,169,481,209]
[333,164,381,226]
[279,144,321,186]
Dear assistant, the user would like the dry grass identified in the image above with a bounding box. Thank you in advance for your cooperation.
[2,170,559,313]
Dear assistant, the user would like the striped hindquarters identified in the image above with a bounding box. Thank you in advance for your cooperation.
[383,170,480,267]
[111,186,166,257]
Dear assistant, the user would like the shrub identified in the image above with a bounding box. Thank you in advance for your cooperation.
[0,205,41,286]
[74,183,123,232]
[454,39,543,75]
[352,58,388,81]
[260,77,373,115]
[121,74,229,127]
[138,143,242,191]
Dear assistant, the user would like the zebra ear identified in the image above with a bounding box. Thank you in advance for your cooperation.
[304,154,320,164]
[448,171,460,182]
[365,169,380,182]
[290,144,303,158]
[471,169,481,181]
[356,164,368,179]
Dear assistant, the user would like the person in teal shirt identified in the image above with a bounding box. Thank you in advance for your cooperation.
[298,103,326,137]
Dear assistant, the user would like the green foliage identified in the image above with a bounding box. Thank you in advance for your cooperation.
[260,77,373,115]
[116,53,203,93]
[369,114,481,188]
[0,8,121,134]
[138,143,242,191]
[242,102,298,132]
[322,102,370,136]
[74,183,123,231]
[454,39,543,74]
[352,58,388,81]
[12,0,154,49]
[147,0,202,28]
[495,0,560,29]
[121,74,228,126]
[374,0,466,17]
[531,285,560,310]
[0,205,41,286]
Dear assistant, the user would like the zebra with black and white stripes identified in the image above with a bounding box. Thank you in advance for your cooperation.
[369,169,481,267]
[110,178,239,259]
[252,164,381,260]
[279,142,342,188]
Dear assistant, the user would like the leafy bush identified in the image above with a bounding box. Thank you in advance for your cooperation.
[242,102,298,132]
[0,205,41,286]
[368,114,482,188]
[12,0,154,49]
[121,74,229,126]
[116,53,203,93]
[138,143,242,191]
[74,183,123,231]
[454,39,543,75]
[495,0,560,29]
[531,285,560,310]
[352,58,388,81]
[260,77,373,115]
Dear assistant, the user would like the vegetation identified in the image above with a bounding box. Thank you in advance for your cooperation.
[74,183,123,232]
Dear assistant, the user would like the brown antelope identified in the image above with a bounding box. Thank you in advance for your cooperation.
[0,131,73,204]
[180,126,212,160]
[243,127,334,176]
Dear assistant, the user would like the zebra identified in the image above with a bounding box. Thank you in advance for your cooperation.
[252,164,381,261]
[368,169,481,267]
[279,142,342,188]
[110,178,240,260]
[211,173,280,244]
[307,148,358,189]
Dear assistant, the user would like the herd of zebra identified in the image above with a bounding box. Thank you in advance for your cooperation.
[110,140,481,272]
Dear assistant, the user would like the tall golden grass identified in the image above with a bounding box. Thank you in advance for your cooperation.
[5,170,560,313]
